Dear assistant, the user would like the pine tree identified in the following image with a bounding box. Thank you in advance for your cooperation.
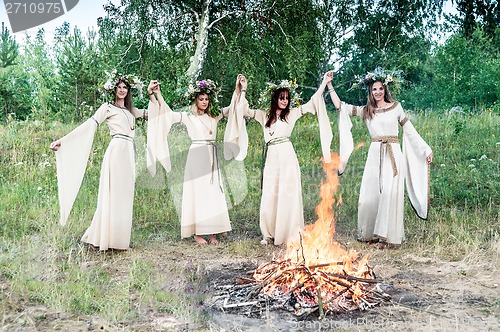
[0,22,19,68]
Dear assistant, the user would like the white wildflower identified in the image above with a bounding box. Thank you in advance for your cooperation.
[103,80,113,90]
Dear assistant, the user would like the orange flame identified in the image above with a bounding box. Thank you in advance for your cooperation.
[253,152,375,312]
[285,152,367,269]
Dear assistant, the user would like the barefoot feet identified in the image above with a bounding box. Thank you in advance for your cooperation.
[208,235,218,245]
[194,234,219,245]
[194,235,208,244]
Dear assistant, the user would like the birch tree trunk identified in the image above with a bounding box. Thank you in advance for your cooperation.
[186,0,212,82]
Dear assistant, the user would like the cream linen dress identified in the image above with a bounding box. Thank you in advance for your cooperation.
[338,101,432,244]
[175,110,233,237]
[148,98,247,238]
[55,103,148,250]
[238,89,332,245]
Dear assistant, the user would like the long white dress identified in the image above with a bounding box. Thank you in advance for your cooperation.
[338,101,432,244]
[147,99,244,238]
[55,103,148,250]
[238,89,332,245]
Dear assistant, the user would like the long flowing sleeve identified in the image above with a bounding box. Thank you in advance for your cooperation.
[224,90,248,161]
[300,89,333,163]
[403,120,432,220]
[146,100,172,175]
[338,102,355,174]
[55,104,108,225]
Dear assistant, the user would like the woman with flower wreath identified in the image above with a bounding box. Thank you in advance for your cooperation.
[236,72,334,246]
[147,77,246,245]
[50,70,159,251]
[328,68,433,248]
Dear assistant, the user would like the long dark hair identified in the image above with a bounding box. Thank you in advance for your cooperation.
[114,80,133,111]
[363,81,395,121]
[265,88,290,128]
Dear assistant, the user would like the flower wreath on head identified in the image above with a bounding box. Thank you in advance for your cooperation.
[100,69,144,98]
[257,79,302,112]
[183,79,221,116]
[351,67,405,94]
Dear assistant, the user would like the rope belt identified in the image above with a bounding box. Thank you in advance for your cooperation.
[261,136,291,189]
[371,135,399,193]
[191,139,223,193]
[112,133,134,143]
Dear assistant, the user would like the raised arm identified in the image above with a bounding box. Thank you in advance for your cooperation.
[147,80,182,123]
[236,74,266,124]
[147,80,160,103]
[326,73,341,110]
[300,71,333,115]
[221,74,246,118]
[328,74,364,117]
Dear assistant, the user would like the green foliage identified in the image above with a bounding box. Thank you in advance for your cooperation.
[403,28,500,110]
[334,0,442,104]
[21,29,58,122]
[451,0,500,39]
[0,2,499,326]
[427,110,499,208]
[54,25,103,121]
[0,22,18,68]
[0,23,32,121]
[1,1,498,122]
[0,66,32,121]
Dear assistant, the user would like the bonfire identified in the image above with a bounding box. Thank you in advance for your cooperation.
[210,153,389,318]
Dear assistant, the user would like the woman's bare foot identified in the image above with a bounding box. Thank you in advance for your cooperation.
[194,235,208,244]
[208,235,218,245]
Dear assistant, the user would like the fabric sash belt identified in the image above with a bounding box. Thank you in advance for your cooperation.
[192,139,223,193]
[372,135,399,193]
[261,136,291,189]
[112,133,134,143]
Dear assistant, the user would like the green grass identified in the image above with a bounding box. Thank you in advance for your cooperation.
[0,109,498,328]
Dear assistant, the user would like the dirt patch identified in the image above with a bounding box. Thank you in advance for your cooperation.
[202,243,500,331]
[1,239,499,331]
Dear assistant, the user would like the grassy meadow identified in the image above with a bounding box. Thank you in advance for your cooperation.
[0,107,499,329]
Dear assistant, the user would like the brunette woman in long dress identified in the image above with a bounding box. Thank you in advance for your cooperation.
[51,73,158,250]
[328,69,433,248]
[236,72,334,246]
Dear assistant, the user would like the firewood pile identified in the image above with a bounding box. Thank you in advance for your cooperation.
[207,257,390,319]
[206,154,390,318]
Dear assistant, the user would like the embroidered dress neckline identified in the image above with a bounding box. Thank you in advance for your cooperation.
[374,101,398,113]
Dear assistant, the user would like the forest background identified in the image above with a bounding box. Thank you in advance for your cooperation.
[0,0,498,121]
[0,0,499,330]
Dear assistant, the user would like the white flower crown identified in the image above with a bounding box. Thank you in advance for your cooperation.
[257,79,302,110]
[100,69,144,96]
[352,67,405,92]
